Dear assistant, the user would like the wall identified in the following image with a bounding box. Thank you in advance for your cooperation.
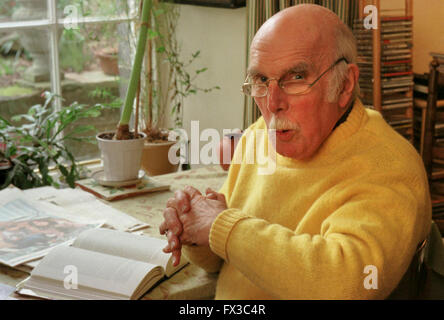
[380,0,444,74]
[412,0,444,74]
[172,4,247,168]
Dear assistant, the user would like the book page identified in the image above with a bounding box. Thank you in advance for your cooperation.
[72,229,187,275]
[27,245,163,299]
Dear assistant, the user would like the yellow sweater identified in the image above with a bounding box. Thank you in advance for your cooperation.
[183,99,431,299]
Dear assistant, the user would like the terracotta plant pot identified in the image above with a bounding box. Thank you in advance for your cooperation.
[141,141,179,176]
[95,48,119,76]
[96,131,146,181]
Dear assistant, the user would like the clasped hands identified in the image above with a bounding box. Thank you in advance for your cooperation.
[159,185,227,266]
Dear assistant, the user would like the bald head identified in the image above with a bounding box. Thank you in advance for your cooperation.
[249,4,358,102]
[245,4,360,160]
[251,4,354,68]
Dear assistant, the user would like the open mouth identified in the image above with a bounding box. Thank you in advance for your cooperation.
[273,129,296,141]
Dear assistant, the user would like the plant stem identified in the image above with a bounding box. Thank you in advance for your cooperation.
[146,12,153,130]
[116,0,152,139]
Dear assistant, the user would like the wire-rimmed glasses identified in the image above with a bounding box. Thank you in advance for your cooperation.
[242,57,348,98]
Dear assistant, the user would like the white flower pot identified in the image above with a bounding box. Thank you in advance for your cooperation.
[96,131,147,182]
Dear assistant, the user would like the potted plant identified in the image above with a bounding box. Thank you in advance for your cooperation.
[95,47,119,76]
[138,0,219,175]
[95,0,152,183]
[0,92,106,190]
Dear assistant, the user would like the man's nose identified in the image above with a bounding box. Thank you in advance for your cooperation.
[266,80,288,114]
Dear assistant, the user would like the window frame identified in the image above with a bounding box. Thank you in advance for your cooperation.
[0,0,137,114]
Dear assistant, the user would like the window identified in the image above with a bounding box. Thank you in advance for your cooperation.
[0,0,137,161]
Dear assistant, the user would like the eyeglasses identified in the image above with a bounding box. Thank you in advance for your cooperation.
[242,57,348,98]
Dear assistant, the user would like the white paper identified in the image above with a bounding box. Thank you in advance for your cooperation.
[22,187,149,231]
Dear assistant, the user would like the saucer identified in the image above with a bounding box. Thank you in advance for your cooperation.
[92,170,145,188]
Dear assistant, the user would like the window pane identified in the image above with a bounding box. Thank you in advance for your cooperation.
[59,20,134,161]
[56,0,135,161]
[1,1,136,162]
[0,29,50,118]
[0,0,48,23]
[59,0,132,21]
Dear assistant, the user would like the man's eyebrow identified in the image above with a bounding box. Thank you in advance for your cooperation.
[283,62,311,75]
[246,67,261,78]
[246,61,312,78]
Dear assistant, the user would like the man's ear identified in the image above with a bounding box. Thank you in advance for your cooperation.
[338,64,359,109]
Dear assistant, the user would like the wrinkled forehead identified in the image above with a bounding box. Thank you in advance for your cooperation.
[248,18,332,77]
[248,36,324,78]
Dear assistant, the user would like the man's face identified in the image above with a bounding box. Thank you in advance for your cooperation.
[249,32,343,160]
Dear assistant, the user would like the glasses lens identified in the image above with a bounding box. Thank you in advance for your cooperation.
[242,83,252,96]
[252,85,267,97]
[282,81,310,95]
[243,84,267,97]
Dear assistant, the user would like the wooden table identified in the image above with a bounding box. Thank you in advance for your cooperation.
[0,165,228,300]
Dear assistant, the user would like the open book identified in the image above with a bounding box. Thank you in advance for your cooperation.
[16,228,188,300]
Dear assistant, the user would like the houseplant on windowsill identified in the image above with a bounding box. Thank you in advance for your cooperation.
[94,0,153,183]
[0,92,107,190]
[138,0,219,175]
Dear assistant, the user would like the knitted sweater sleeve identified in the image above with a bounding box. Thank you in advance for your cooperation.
[209,172,431,299]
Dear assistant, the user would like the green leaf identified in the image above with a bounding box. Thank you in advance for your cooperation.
[196,67,207,74]
[0,114,12,126]
[58,164,69,177]
[148,29,159,40]
[81,109,101,118]
[153,8,165,17]
[11,114,35,123]
[5,145,17,158]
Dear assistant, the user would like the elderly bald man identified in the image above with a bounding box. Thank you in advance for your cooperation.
[159,4,431,299]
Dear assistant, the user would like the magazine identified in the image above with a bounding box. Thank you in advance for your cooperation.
[0,192,103,267]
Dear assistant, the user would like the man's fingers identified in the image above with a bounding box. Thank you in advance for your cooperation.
[174,190,191,213]
[184,185,202,200]
[159,220,168,236]
[217,192,226,203]
[160,207,183,236]
[171,249,182,267]
[206,188,226,203]
[205,188,217,199]
[162,231,182,267]
[162,231,181,253]
[205,192,218,200]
